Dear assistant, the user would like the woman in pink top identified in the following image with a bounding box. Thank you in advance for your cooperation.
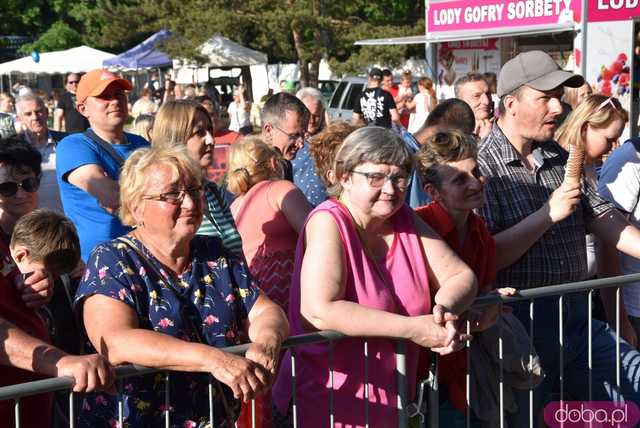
[228,137,312,311]
[228,137,311,428]
[272,126,478,428]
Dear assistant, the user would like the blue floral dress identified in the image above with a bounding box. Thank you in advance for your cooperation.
[75,234,260,428]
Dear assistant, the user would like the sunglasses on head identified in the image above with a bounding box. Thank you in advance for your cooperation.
[0,177,40,197]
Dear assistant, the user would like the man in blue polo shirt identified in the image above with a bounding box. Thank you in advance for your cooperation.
[56,70,149,261]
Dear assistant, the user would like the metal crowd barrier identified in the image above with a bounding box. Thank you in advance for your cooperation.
[428,272,640,428]
[2,273,640,427]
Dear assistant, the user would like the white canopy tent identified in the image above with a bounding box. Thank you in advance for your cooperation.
[172,34,268,84]
[0,46,115,75]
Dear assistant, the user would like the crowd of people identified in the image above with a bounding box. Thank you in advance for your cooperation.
[0,49,639,428]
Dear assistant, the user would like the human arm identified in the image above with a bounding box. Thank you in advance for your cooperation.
[390,108,401,125]
[351,112,364,126]
[65,164,120,213]
[298,211,468,353]
[244,293,289,384]
[493,181,581,270]
[412,212,478,315]
[271,180,312,233]
[595,234,637,347]
[83,294,270,401]
[0,316,114,392]
[53,108,64,131]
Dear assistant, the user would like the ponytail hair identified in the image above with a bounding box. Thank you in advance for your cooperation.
[227,137,283,195]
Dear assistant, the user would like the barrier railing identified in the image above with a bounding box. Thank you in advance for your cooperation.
[3,273,640,427]
[427,272,640,428]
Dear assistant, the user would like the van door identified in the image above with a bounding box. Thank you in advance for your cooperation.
[329,81,348,120]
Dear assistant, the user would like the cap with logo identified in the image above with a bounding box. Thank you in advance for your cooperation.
[369,67,383,80]
[76,69,133,104]
[497,50,584,97]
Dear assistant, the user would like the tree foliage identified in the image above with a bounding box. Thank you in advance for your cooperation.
[5,0,425,86]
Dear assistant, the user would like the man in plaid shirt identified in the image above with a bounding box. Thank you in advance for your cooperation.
[477,50,640,424]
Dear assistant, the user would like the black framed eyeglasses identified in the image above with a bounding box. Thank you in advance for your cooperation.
[351,170,410,190]
[273,125,305,144]
[142,186,203,205]
[0,177,40,197]
[67,80,79,85]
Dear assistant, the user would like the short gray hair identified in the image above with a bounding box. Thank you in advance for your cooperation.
[296,87,325,108]
[15,93,45,115]
[328,126,414,197]
[454,73,486,98]
[262,92,309,128]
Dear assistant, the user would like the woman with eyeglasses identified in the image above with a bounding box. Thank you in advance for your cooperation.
[76,145,289,427]
[271,126,478,428]
[152,99,244,258]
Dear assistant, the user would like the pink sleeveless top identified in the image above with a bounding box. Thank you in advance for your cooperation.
[272,199,432,428]
[232,180,298,311]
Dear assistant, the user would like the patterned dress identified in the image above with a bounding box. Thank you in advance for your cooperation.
[75,234,260,428]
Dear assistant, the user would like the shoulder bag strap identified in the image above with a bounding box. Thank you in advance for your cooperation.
[83,129,126,168]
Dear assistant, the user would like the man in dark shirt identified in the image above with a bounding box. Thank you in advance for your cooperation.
[54,73,90,133]
[352,68,400,129]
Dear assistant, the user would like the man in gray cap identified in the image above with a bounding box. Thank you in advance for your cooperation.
[477,50,640,423]
[352,67,400,128]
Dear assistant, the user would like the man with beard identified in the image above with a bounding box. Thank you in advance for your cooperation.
[477,50,640,425]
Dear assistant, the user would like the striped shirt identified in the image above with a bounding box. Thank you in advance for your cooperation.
[476,124,612,290]
[198,182,244,258]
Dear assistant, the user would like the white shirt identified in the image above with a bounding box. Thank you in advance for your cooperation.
[598,141,640,316]
[227,101,251,132]
[25,131,63,213]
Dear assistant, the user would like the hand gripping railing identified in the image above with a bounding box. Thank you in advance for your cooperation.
[3,273,640,427]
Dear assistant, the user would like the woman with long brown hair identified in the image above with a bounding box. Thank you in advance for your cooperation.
[408,77,438,133]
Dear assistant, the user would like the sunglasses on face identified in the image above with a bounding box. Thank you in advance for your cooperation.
[0,177,40,197]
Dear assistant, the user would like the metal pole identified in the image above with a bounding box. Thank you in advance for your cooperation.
[580,0,588,77]
[396,340,408,428]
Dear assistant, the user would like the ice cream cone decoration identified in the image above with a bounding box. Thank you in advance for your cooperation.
[563,143,585,185]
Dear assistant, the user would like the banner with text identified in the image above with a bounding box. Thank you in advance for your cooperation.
[427,0,581,32]
[589,1,640,22]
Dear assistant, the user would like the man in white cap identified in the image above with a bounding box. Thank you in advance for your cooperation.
[56,69,149,262]
[477,50,640,423]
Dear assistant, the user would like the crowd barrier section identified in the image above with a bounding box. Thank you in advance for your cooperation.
[2,273,640,427]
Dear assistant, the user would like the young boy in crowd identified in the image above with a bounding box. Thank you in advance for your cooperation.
[9,208,80,279]
[414,130,514,422]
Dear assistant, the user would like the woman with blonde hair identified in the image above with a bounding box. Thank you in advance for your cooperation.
[227,137,311,428]
[556,94,628,179]
[408,77,438,133]
[228,137,311,310]
[76,145,288,427]
[152,99,243,257]
[556,95,629,333]
[563,82,593,110]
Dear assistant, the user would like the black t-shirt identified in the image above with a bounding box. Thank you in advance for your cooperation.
[57,91,89,133]
[353,87,397,128]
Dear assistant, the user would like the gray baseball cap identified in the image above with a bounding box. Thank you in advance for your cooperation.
[497,50,584,97]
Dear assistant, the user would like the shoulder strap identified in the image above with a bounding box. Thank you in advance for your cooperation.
[83,129,126,167]
[115,235,239,425]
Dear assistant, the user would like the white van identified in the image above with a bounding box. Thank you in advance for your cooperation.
[327,76,367,121]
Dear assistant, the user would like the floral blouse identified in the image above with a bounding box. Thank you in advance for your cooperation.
[75,234,260,428]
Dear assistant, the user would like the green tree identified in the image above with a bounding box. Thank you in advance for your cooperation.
[72,0,425,87]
